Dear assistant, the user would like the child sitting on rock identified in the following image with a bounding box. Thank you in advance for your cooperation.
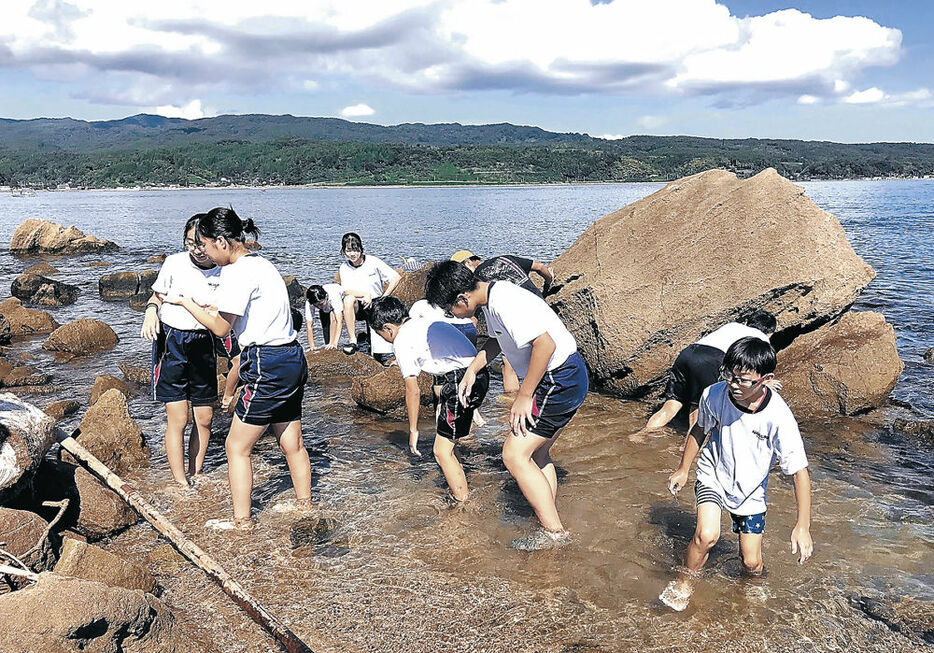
[366,296,489,502]
[661,336,813,611]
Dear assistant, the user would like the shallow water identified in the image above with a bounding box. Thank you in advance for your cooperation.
[0,181,931,651]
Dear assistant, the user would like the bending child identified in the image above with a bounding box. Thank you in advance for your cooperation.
[304,283,347,350]
[367,296,489,502]
[662,337,813,611]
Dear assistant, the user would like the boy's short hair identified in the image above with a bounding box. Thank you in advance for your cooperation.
[305,284,328,304]
[425,260,478,309]
[742,309,777,335]
[722,336,777,376]
[367,296,408,331]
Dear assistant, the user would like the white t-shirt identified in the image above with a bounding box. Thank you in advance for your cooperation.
[393,317,477,378]
[482,281,577,379]
[303,283,345,325]
[696,322,770,353]
[213,254,296,347]
[338,255,399,298]
[151,252,221,331]
[409,299,473,326]
[695,382,808,515]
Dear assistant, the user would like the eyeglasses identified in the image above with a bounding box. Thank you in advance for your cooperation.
[443,296,468,318]
[720,368,767,388]
[184,239,204,251]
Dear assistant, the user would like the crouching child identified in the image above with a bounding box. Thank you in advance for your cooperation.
[367,296,489,502]
[662,336,813,611]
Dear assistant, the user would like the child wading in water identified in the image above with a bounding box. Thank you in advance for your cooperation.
[662,337,813,611]
[425,261,588,551]
[159,207,312,530]
[367,296,489,501]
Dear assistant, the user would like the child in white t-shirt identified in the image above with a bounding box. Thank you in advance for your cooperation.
[367,296,489,502]
[662,337,813,611]
[304,283,347,350]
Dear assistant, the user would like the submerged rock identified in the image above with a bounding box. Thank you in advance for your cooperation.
[290,514,339,549]
[305,348,384,379]
[90,374,131,404]
[11,272,79,306]
[44,399,82,420]
[9,218,118,255]
[850,594,934,646]
[388,263,431,310]
[119,362,152,385]
[775,311,903,418]
[43,318,118,356]
[548,168,876,397]
[351,365,434,414]
[54,538,156,594]
[0,359,50,388]
[23,262,59,276]
[892,418,934,441]
[0,573,216,653]
[0,298,59,337]
[147,254,167,263]
[924,347,934,364]
[0,393,57,504]
[61,389,149,475]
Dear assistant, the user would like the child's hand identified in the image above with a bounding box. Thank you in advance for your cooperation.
[510,394,536,437]
[408,430,421,456]
[667,468,688,496]
[222,394,235,410]
[457,369,477,407]
[764,377,784,392]
[323,343,337,350]
[141,310,160,341]
[791,524,813,564]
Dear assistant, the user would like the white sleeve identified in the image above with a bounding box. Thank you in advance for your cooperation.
[150,262,171,295]
[696,387,715,433]
[215,267,253,317]
[304,301,314,330]
[774,415,808,475]
[393,334,422,378]
[502,288,547,348]
[326,285,345,314]
[375,256,400,284]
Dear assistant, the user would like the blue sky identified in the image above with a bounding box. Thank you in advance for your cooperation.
[1,0,931,142]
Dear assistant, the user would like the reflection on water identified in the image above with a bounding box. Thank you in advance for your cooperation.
[0,182,931,651]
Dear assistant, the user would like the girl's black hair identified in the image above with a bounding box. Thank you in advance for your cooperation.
[742,309,777,335]
[367,296,408,331]
[196,207,260,243]
[722,337,777,376]
[183,212,206,241]
[425,260,479,309]
[305,285,328,304]
[341,232,363,254]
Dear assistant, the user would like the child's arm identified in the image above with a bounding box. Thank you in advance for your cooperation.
[159,293,235,338]
[791,468,813,564]
[403,375,421,456]
[667,422,706,495]
[511,333,556,437]
[530,260,555,289]
[457,337,502,406]
[222,355,240,409]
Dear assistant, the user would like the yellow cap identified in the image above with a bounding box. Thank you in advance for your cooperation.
[450,250,474,263]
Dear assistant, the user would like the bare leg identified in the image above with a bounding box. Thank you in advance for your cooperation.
[343,295,359,344]
[738,531,764,575]
[530,430,561,500]
[501,357,520,393]
[189,404,213,476]
[502,432,563,532]
[662,502,721,609]
[164,401,191,486]
[646,399,684,430]
[225,418,268,520]
[433,435,468,501]
[272,420,311,503]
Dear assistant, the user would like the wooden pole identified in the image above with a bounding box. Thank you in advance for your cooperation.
[58,430,313,653]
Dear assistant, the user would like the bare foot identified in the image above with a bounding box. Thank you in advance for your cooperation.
[659,579,694,611]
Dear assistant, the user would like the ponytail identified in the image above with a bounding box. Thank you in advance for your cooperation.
[241,218,260,240]
[197,206,261,243]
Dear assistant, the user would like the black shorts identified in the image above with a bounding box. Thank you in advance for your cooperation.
[528,351,588,439]
[236,341,307,425]
[152,327,217,405]
[433,367,490,440]
[664,343,724,406]
[214,331,242,360]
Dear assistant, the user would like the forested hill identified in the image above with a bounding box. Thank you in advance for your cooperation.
[1,113,933,188]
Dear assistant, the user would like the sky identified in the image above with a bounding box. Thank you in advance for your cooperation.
[0,0,932,142]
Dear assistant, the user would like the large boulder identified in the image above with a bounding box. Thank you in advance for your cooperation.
[9,218,118,255]
[90,374,131,404]
[0,393,57,504]
[548,168,876,397]
[306,348,384,379]
[99,271,142,300]
[0,573,216,653]
[351,365,434,414]
[388,263,431,310]
[0,297,59,337]
[775,311,903,418]
[11,271,79,306]
[61,389,149,475]
[0,507,55,584]
[54,539,156,593]
[43,318,119,356]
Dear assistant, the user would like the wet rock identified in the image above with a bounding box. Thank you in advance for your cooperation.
[850,594,934,646]
[0,297,59,337]
[129,292,151,311]
[147,543,186,570]
[9,218,118,255]
[351,365,434,414]
[0,359,50,387]
[245,239,262,250]
[548,168,876,397]
[775,311,903,417]
[54,538,156,593]
[61,389,149,475]
[99,270,142,300]
[924,347,934,364]
[119,362,152,385]
[290,514,339,549]
[147,254,167,263]
[1,384,57,396]
[30,460,138,540]
[90,374,131,404]
[283,275,306,312]
[0,507,55,585]
[0,573,216,653]
[11,271,79,306]
[23,262,59,276]
[0,315,9,345]
[139,269,158,296]
[306,348,384,379]
[85,260,111,267]
[44,399,82,420]
[892,418,934,441]
[0,392,57,504]
[388,263,431,310]
[43,318,119,356]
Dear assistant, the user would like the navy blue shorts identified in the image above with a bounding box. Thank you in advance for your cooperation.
[237,341,307,425]
[452,322,478,347]
[214,331,241,360]
[152,326,217,405]
[694,481,766,535]
[664,343,724,406]
[433,367,490,440]
[528,351,589,439]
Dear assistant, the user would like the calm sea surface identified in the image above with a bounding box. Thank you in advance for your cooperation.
[0,180,931,651]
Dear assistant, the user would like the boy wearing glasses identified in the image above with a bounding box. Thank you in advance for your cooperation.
[661,337,813,611]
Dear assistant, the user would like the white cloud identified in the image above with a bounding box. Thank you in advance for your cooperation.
[842,87,885,104]
[341,103,374,117]
[153,99,206,119]
[842,86,933,107]
[0,0,913,109]
[598,133,625,140]
[797,94,819,105]
[637,115,665,129]
[303,80,319,91]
